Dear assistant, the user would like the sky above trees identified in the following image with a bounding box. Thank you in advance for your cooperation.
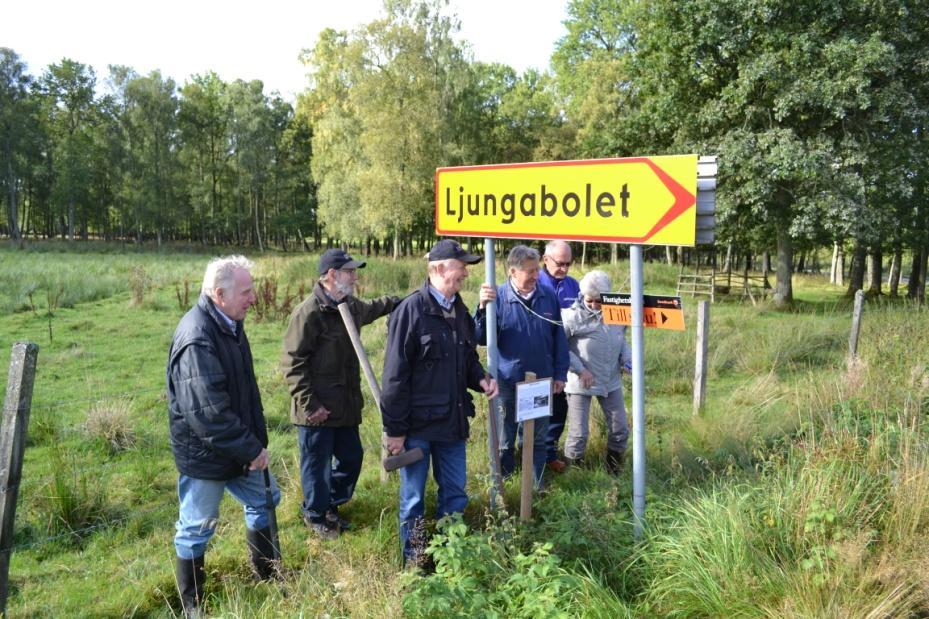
[2,0,927,303]
[2,0,568,101]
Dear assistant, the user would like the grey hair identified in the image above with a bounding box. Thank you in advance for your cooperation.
[427,258,460,274]
[579,270,612,299]
[506,245,540,269]
[202,255,255,297]
[543,239,571,257]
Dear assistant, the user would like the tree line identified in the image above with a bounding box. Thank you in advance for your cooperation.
[1,53,316,250]
[3,0,928,303]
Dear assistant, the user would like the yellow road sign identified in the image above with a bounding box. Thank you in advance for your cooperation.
[600,293,686,331]
[435,155,698,246]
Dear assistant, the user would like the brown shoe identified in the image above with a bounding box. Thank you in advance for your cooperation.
[546,459,567,473]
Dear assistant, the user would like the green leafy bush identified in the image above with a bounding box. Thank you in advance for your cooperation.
[402,515,631,618]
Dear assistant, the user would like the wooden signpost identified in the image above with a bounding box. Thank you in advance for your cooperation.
[693,301,710,416]
[515,373,551,522]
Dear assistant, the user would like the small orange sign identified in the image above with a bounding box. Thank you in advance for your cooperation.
[600,294,685,331]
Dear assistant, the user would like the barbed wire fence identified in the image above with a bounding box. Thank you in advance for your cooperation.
[0,343,331,582]
[0,343,231,613]
[2,333,412,613]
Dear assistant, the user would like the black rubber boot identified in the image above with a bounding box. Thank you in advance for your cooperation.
[176,555,205,618]
[246,527,279,581]
[500,448,515,479]
[606,449,625,476]
[403,517,433,574]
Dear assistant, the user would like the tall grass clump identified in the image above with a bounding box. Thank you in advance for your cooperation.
[37,451,111,540]
[531,478,639,596]
[639,401,929,617]
[251,276,304,322]
[174,277,191,310]
[128,265,151,306]
[84,397,137,452]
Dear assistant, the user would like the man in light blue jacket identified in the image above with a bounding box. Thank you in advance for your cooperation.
[476,245,570,487]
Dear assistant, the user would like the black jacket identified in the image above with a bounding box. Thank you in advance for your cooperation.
[380,281,487,441]
[167,295,267,480]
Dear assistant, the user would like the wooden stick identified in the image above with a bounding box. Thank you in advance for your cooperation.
[337,303,388,482]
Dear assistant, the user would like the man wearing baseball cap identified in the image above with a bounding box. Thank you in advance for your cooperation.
[282,248,401,540]
[380,239,498,567]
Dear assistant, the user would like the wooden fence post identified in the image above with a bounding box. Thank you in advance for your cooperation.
[520,372,537,523]
[693,301,710,416]
[0,342,39,616]
[848,289,865,364]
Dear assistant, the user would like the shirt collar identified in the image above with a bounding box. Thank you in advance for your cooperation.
[214,305,237,334]
[427,284,456,310]
[510,279,535,301]
[322,287,341,306]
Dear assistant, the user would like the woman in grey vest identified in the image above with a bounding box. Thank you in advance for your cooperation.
[562,270,631,474]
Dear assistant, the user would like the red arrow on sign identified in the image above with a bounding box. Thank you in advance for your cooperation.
[634,158,696,243]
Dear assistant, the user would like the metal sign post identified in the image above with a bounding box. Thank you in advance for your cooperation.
[629,246,647,539]
[484,238,504,510]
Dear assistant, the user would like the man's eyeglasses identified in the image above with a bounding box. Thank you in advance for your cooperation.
[545,257,572,268]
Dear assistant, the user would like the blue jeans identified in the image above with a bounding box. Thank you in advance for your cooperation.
[497,383,549,487]
[297,425,363,523]
[545,391,569,462]
[174,470,281,560]
[398,437,467,561]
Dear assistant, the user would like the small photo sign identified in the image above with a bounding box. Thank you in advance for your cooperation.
[516,377,553,422]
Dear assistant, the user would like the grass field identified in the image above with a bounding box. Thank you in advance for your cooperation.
[1,245,927,617]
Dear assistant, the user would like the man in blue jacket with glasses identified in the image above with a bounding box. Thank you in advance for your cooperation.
[538,240,580,473]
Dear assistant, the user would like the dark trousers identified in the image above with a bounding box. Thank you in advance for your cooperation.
[297,425,363,523]
[545,391,569,462]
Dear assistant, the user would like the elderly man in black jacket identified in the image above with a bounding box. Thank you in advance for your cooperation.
[167,255,279,617]
[380,239,498,566]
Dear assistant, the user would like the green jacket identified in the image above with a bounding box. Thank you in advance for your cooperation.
[282,282,400,427]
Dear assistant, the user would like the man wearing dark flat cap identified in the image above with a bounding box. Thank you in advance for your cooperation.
[282,248,400,540]
[380,239,498,567]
